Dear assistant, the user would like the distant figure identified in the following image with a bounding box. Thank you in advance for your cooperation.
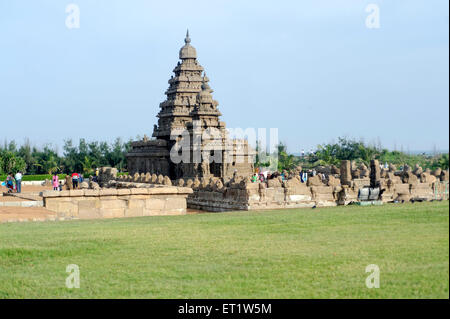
[301,171,308,183]
[301,149,305,157]
[72,172,79,189]
[251,173,258,183]
[15,171,22,193]
[95,168,99,178]
[79,174,84,183]
[58,181,63,191]
[52,173,59,191]
[312,169,317,176]
[5,173,15,193]
[65,174,73,190]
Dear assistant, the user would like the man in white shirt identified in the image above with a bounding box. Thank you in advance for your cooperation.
[15,171,23,193]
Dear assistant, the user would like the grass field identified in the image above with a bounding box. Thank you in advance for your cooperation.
[0,201,448,299]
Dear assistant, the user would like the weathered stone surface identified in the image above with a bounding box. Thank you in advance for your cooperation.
[69,190,84,197]
[340,160,352,186]
[83,189,100,197]
[44,188,189,219]
[327,175,341,187]
[163,176,172,186]
[440,170,449,182]
[370,159,381,188]
[307,175,323,187]
[99,189,117,196]
[117,189,131,195]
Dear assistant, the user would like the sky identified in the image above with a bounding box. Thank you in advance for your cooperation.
[0,0,448,154]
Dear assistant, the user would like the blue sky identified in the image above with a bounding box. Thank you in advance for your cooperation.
[0,0,448,153]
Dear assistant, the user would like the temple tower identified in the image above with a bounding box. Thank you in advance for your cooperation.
[127,31,255,181]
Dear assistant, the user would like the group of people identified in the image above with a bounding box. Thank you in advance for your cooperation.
[2,172,23,193]
[3,169,101,193]
[51,172,85,191]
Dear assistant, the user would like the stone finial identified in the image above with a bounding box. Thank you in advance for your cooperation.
[192,178,200,189]
[177,179,185,187]
[163,176,172,186]
[185,29,191,44]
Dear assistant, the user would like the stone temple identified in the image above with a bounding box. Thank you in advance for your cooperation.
[126,31,255,182]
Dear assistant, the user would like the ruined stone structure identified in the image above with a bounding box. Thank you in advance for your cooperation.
[42,186,193,219]
[186,162,449,211]
[127,31,255,182]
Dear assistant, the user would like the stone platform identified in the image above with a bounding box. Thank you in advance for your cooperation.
[41,186,193,219]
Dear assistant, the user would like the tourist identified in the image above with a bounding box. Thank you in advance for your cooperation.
[58,181,63,191]
[251,173,258,183]
[72,172,79,189]
[5,173,15,193]
[52,173,59,191]
[301,171,308,183]
[15,171,22,193]
[65,174,73,190]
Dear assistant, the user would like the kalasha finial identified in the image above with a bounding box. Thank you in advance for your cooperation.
[185,29,191,44]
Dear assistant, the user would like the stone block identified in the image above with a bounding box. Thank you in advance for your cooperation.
[125,207,144,217]
[69,190,84,197]
[41,190,60,198]
[100,199,126,210]
[145,198,167,211]
[57,200,78,217]
[130,188,148,195]
[99,189,117,196]
[101,208,125,218]
[117,189,131,196]
[83,189,100,197]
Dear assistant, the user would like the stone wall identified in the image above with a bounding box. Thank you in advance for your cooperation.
[41,186,193,219]
[186,175,448,212]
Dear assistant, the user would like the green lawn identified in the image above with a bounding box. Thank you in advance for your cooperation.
[0,201,448,299]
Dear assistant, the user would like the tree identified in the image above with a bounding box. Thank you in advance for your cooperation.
[0,150,26,174]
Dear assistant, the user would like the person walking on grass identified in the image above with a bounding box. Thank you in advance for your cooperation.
[15,171,22,193]
[52,173,59,191]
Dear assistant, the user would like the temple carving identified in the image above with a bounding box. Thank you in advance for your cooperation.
[126,31,255,181]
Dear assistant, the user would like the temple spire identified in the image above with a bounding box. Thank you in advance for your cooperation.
[185,29,191,44]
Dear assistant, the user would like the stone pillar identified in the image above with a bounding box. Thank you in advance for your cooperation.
[370,159,381,188]
[340,160,352,186]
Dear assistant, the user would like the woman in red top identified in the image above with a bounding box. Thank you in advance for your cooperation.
[72,172,79,189]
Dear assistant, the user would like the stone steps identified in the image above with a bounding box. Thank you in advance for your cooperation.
[0,216,77,223]
[0,200,44,207]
